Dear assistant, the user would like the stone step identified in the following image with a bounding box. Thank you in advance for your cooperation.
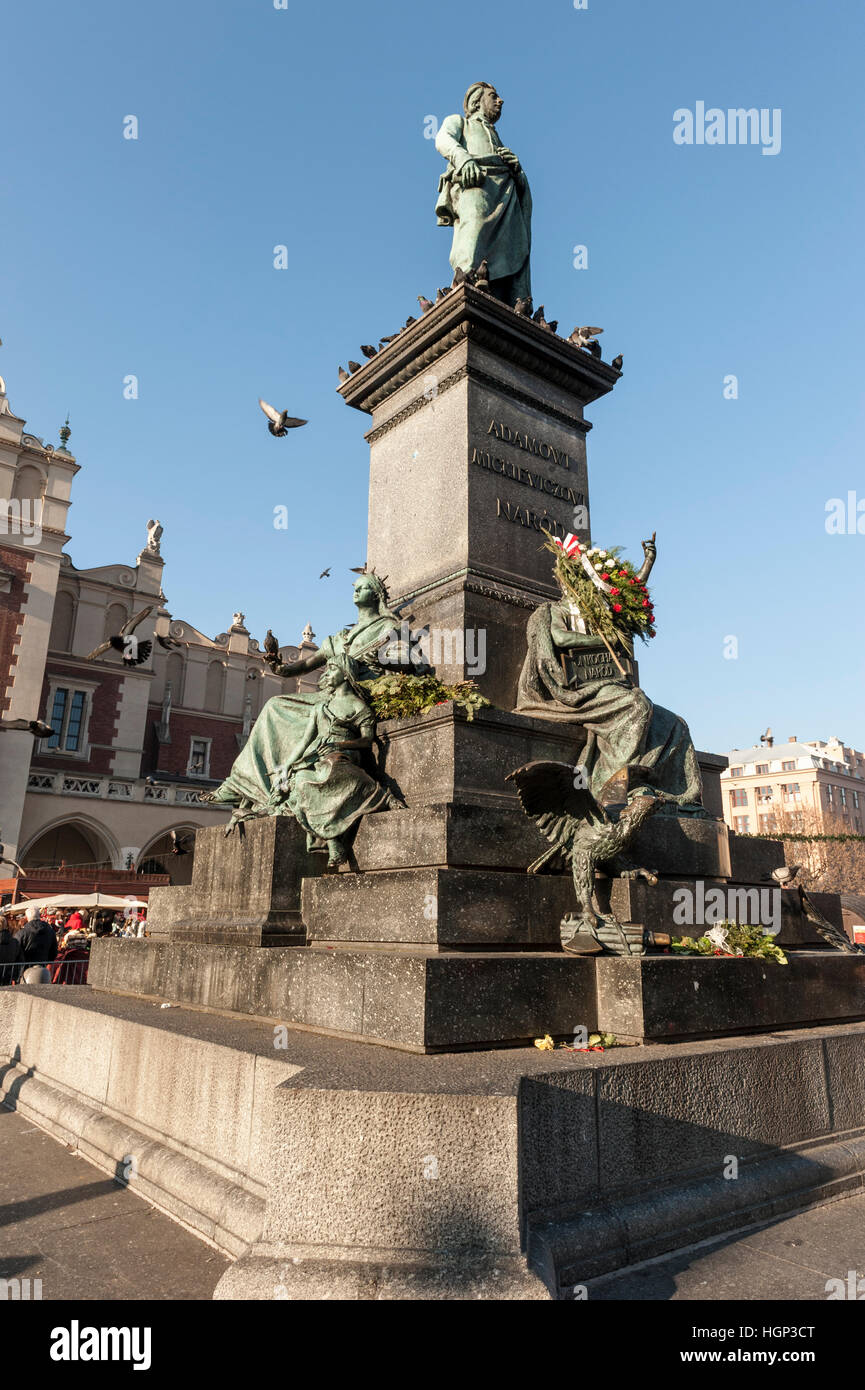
[302,866,573,947]
[89,938,597,1050]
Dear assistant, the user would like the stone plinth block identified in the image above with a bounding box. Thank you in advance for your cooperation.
[89,938,598,1051]
[302,865,573,947]
[593,952,865,1043]
[145,816,324,947]
[626,813,731,880]
[375,702,579,811]
[728,832,786,883]
[352,801,553,871]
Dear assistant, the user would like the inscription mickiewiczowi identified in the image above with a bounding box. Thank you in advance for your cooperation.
[486,419,574,470]
[470,447,584,504]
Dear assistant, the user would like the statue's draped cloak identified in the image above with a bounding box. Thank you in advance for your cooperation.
[435,114,532,288]
[209,616,395,828]
[516,603,703,807]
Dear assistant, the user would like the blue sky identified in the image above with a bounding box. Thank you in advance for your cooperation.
[2,0,863,754]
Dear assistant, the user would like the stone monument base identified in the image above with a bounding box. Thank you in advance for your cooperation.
[4,986,865,1299]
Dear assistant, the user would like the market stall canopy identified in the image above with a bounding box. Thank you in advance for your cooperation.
[3,892,148,914]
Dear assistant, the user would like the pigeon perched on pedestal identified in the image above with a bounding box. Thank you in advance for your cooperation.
[337,366,349,384]
[612,354,624,372]
[768,865,803,886]
[569,326,604,351]
[417,295,434,313]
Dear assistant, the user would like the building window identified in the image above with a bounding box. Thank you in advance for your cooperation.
[729,789,748,808]
[44,684,93,755]
[730,766,743,777]
[49,590,76,651]
[781,783,801,803]
[758,814,773,832]
[782,760,796,772]
[854,791,860,810]
[826,785,834,804]
[733,816,750,833]
[756,763,769,775]
[755,785,773,804]
[187,738,211,778]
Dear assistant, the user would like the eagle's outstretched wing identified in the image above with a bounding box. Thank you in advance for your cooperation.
[506,761,608,825]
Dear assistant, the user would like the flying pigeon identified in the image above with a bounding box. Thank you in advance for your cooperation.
[0,718,54,738]
[85,606,154,666]
[612,354,624,372]
[319,568,331,579]
[360,344,378,359]
[337,366,349,384]
[347,360,362,372]
[258,399,307,436]
[418,295,434,312]
[760,727,774,745]
[0,848,26,877]
[170,830,192,856]
[569,326,604,350]
[349,566,367,574]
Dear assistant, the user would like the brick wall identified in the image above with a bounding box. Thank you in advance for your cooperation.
[0,545,32,714]
[144,706,243,781]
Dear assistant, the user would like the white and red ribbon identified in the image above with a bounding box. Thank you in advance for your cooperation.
[554,535,614,596]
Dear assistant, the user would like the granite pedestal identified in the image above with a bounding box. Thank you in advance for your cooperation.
[339,283,619,708]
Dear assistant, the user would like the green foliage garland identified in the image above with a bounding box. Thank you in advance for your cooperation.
[361,672,490,723]
[740,831,865,844]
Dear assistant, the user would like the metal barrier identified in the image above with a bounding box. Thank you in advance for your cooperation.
[0,957,90,987]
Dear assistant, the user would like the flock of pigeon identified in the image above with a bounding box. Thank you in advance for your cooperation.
[335,264,624,382]
[254,269,622,438]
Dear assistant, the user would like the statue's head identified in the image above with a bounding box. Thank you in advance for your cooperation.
[464,82,503,124]
[319,663,343,693]
[352,570,396,619]
[319,653,367,703]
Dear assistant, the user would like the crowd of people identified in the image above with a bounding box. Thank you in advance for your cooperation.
[0,903,147,986]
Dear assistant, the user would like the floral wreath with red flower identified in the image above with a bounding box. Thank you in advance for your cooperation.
[545,531,657,653]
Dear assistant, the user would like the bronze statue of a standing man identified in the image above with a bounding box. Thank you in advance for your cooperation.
[435,82,532,310]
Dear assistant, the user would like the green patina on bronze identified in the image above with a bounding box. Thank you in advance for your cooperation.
[515,537,704,813]
[205,575,405,865]
[435,82,532,307]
